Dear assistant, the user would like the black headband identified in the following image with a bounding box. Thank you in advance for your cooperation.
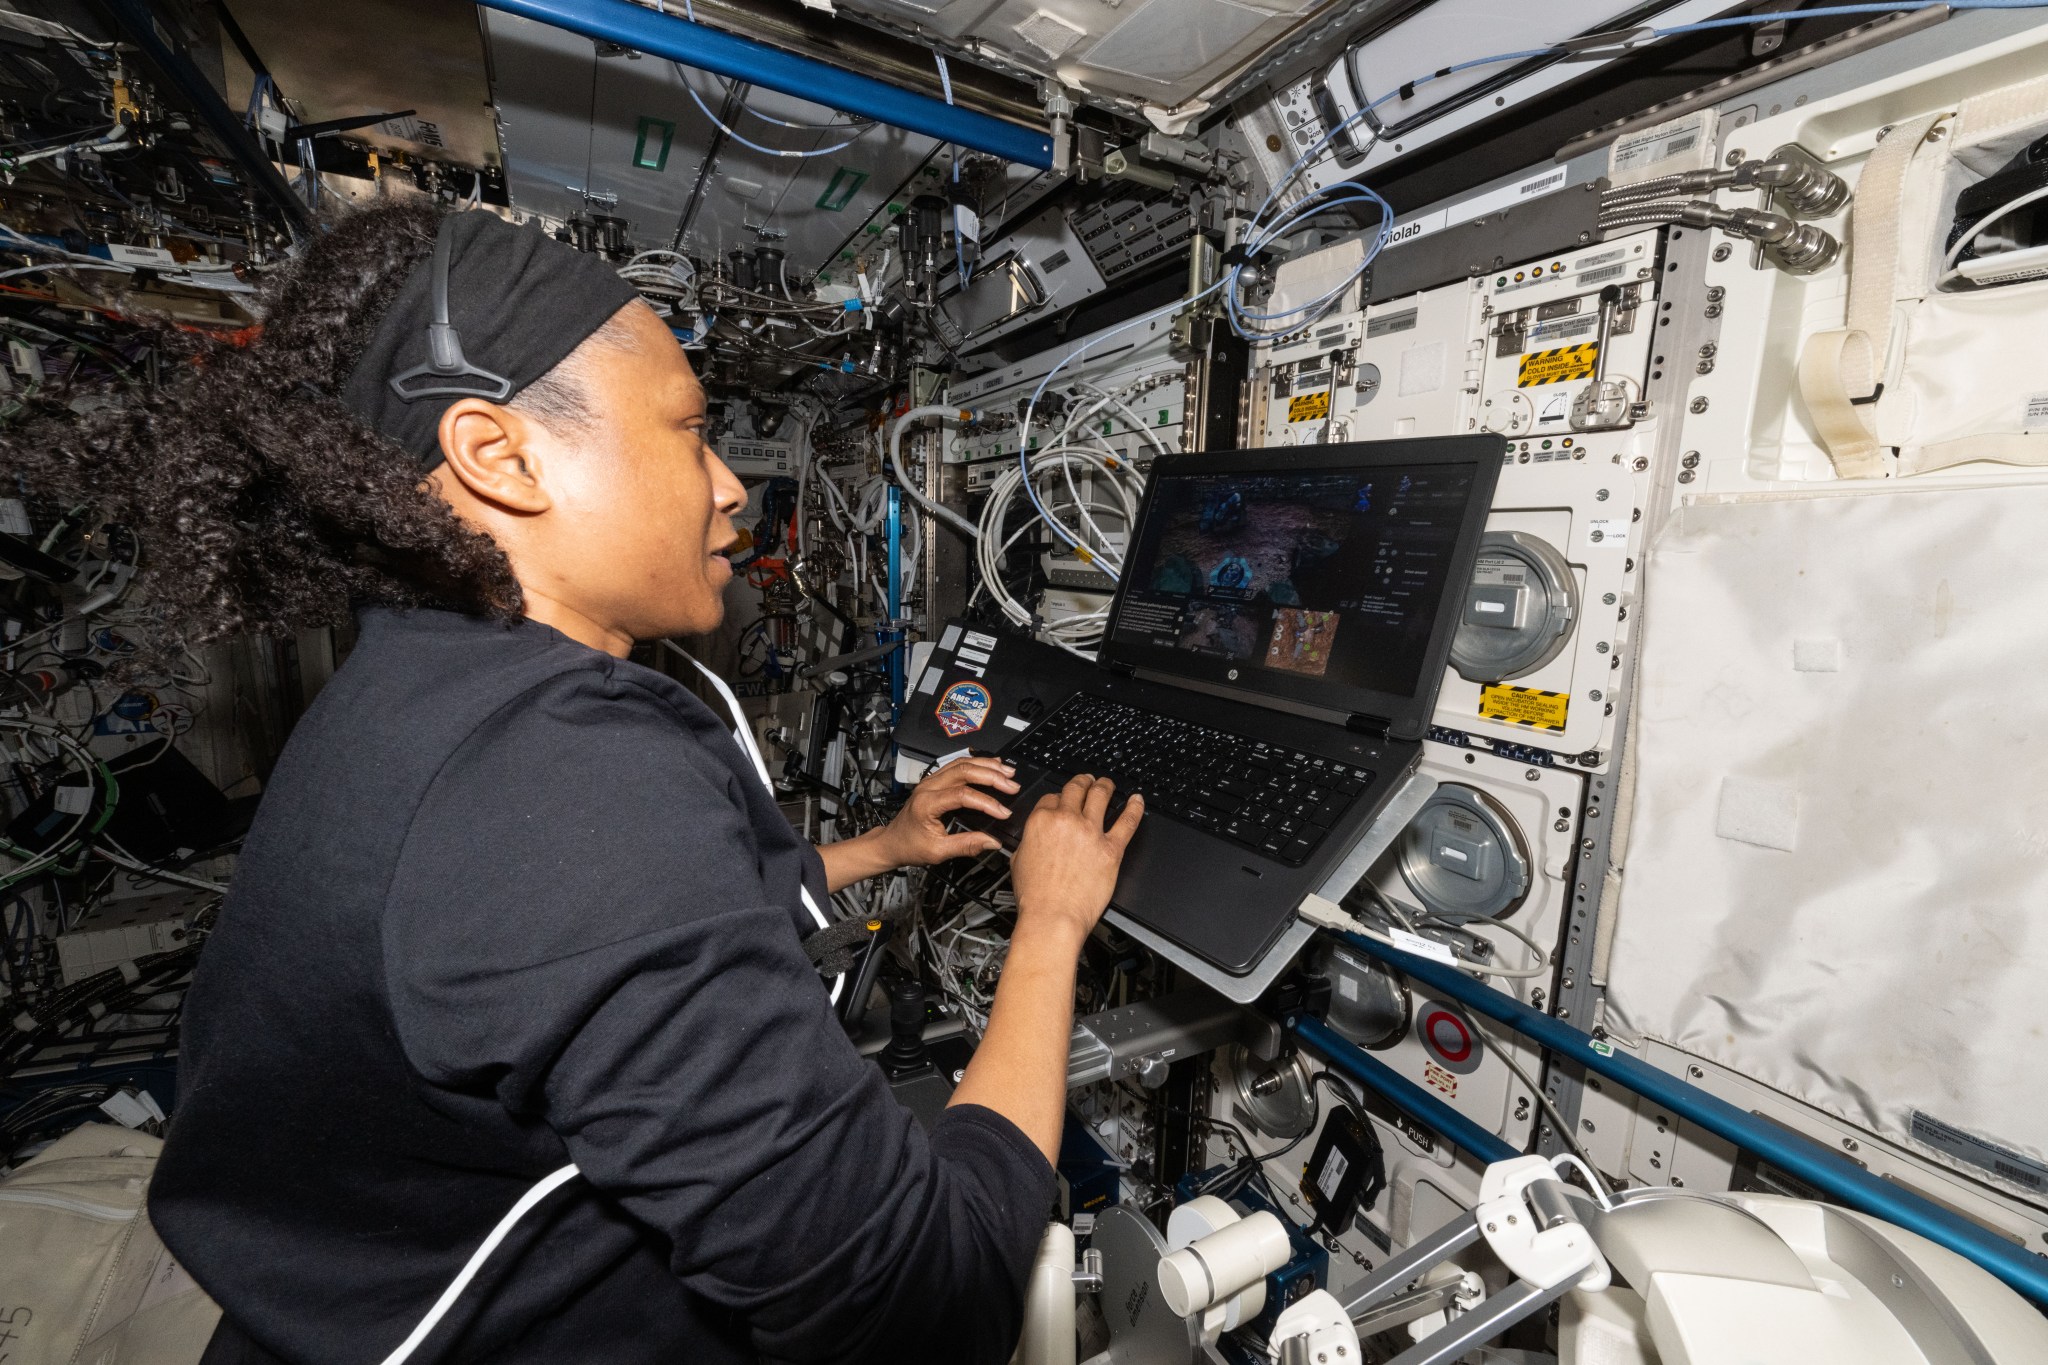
[340,211,644,470]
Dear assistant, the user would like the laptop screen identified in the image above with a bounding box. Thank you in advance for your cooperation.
[1101,437,1503,736]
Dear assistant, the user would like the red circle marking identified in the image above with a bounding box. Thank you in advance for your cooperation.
[1423,1009,1472,1063]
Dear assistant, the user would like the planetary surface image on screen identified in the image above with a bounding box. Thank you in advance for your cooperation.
[1264,607,1340,676]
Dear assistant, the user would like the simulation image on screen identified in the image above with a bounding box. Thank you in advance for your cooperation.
[1109,464,1476,699]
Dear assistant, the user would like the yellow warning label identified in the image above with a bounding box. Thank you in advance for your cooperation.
[1517,343,1599,388]
[1287,390,1331,422]
[1478,684,1569,732]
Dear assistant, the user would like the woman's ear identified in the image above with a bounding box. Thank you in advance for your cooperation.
[435,398,553,515]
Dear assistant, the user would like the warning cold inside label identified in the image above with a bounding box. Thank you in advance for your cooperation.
[1518,343,1598,388]
[1288,390,1331,422]
[1478,684,1568,732]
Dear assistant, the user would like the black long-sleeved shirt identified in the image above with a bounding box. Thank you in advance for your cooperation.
[150,607,1054,1365]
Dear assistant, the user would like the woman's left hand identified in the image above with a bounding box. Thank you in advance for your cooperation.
[875,755,1021,867]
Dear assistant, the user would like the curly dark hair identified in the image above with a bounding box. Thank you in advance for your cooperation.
[0,201,607,652]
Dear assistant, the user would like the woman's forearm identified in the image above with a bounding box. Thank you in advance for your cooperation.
[816,828,899,892]
[946,919,1086,1164]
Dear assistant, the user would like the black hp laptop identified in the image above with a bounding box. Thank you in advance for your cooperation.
[968,435,1503,975]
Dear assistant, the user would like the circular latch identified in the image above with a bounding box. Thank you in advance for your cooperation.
[1395,782,1534,923]
[1449,530,1578,683]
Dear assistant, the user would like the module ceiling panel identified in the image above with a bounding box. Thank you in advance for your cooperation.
[484,7,938,273]
[216,0,499,168]
[829,0,1387,115]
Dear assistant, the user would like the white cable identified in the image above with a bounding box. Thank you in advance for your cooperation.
[91,844,229,895]
[374,1165,584,1365]
[1942,183,2048,270]
[1549,1153,1616,1211]
[1346,918,1549,981]
[888,406,982,541]
[2,123,128,169]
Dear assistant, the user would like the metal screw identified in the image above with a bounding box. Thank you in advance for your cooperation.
[1578,230,1592,243]
[1631,456,1648,472]
[1699,342,1717,357]
[1672,1177,1686,1187]
[1589,688,1603,700]
[1682,451,1700,468]
[1726,148,1746,166]
[1595,488,1609,501]
[1650,1156,1662,1169]
[1526,768,1541,781]
[1843,1137,1861,1152]
[1554,818,1570,831]
[1704,302,1723,318]
[1712,243,1733,262]
[1689,396,1710,414]
[1583,1120,1596,1132]
[1705,286,1726,302]
[1678,470,1695,483]
[1602,592,1616,605]
[1688,1065,1705,1079]
[1696,359,1715,375]
[1595,641,1610,653]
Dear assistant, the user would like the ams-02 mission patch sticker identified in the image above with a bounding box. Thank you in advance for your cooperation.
[935,680,993,737]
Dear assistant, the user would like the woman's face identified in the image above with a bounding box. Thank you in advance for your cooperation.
[537,302,748,640]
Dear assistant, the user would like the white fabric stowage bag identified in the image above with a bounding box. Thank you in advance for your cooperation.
[1605,483,2048,1201]
[0,1122,219,1365]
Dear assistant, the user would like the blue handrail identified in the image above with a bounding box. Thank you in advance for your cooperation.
[1324,930,2048,1307]
[477,0,1055,169]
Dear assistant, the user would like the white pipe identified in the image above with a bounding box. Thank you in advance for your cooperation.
[1011,1221,1077,1365]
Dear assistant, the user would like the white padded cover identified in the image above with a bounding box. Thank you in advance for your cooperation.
[1606,483,2048,1198]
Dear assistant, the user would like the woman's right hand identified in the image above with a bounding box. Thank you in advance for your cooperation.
[1009,774,1143,945]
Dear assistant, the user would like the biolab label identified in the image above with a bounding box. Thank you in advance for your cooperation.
[1518,343,1598,388]
[1478,683,1569,732]
[1287,390,1331,423]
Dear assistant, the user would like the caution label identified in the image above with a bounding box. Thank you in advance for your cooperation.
[1478,683,1569,732]
[1287,389,1331,423]
[1518,343,1598,388]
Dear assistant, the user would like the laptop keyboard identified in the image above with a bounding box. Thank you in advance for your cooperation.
[1003,693,1374,867]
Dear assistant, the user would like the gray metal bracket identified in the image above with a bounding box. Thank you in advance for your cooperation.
[1106,770,1437,1005]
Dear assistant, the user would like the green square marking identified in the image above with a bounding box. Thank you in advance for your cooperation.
[633,117,675,171]
[815,166,869,212]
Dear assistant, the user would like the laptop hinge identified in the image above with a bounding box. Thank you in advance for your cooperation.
[1346,713,1394,738]
[1108,660,1138,678]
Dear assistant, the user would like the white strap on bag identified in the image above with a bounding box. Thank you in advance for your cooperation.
[1897,431,2048,477]
[1795,110,1948,479]
[377,645,845,1365]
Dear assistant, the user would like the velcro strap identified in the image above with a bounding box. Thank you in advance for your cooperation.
[1797,328,1891,479]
